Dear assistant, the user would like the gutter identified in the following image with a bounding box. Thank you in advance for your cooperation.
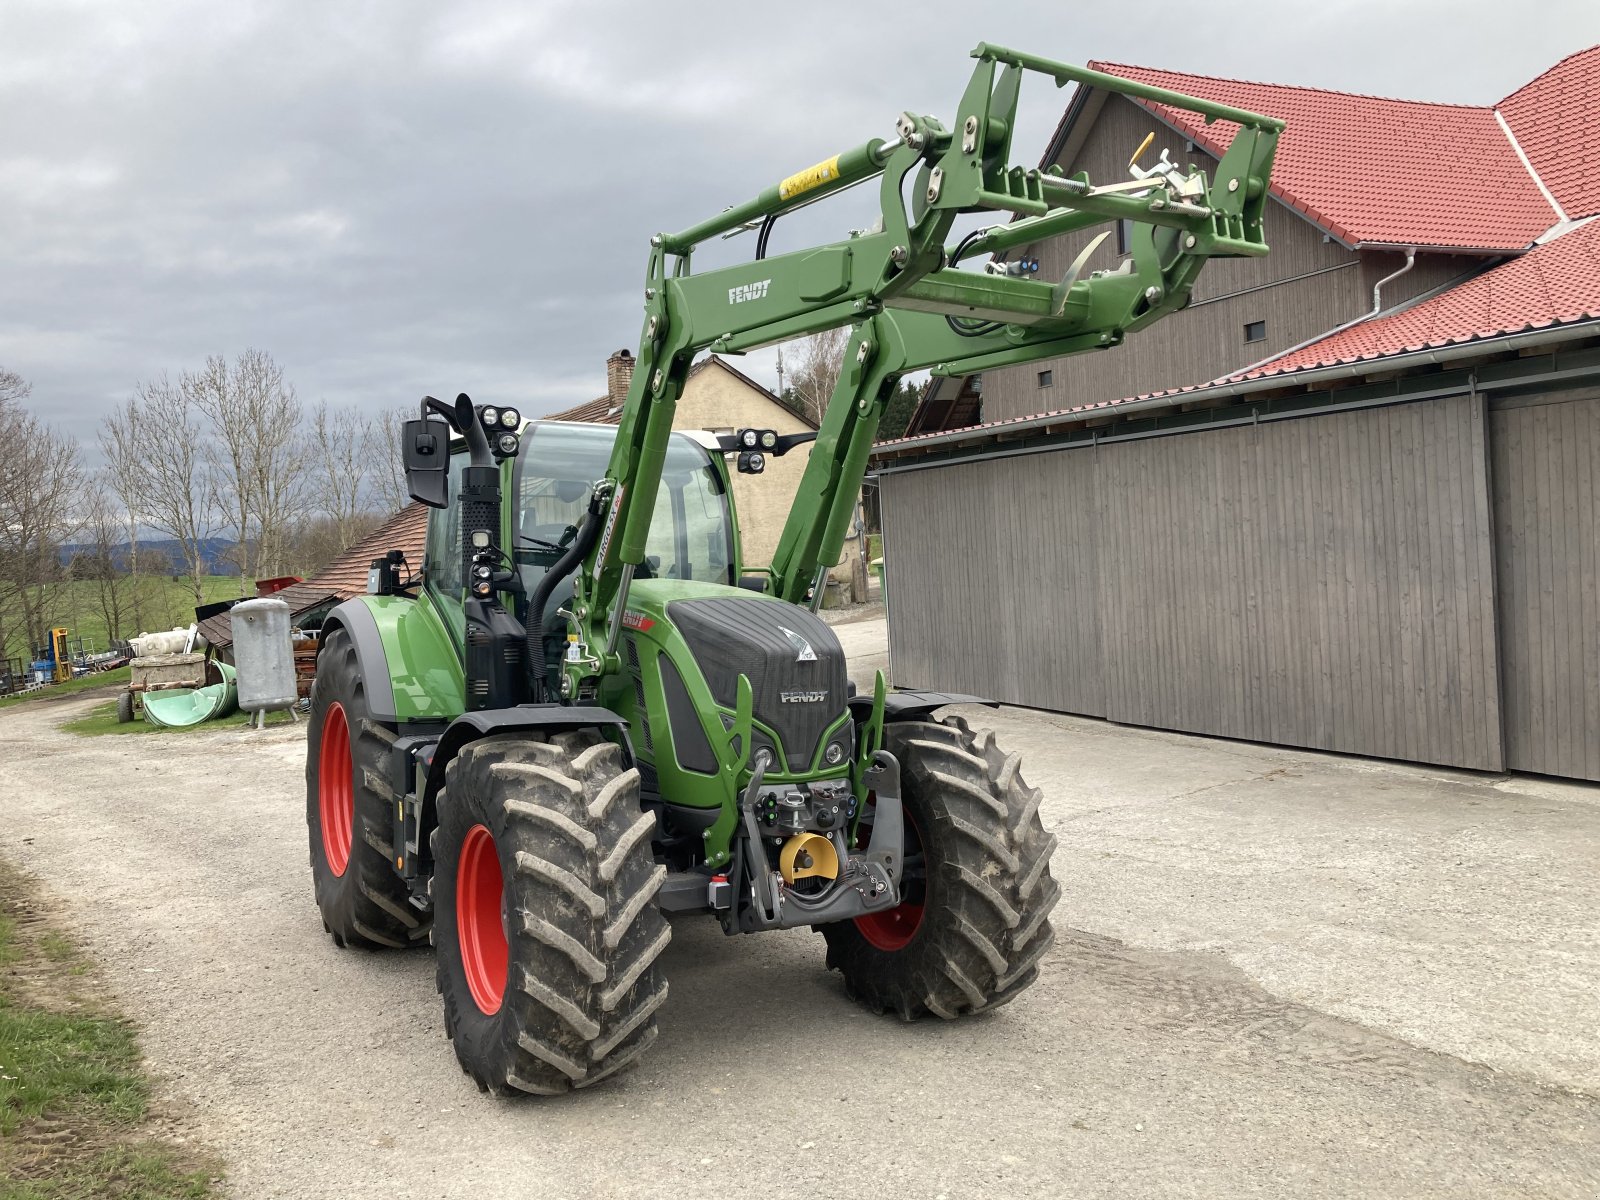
[1230,248,1416,379]
[872,318,1600,458]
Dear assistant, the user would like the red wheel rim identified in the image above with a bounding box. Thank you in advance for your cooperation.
[853,804,925,952]
[457,824,508,1015]
[855,901,925,951]
[318,702,354,878]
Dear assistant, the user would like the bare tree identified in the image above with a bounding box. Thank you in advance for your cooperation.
[101,375,218,602]
[779,327,851,424]
[311,401,371,542]
[369,402,414,515]
[80,476,132,643]
[185,349,310,579]
[0,377,84,655]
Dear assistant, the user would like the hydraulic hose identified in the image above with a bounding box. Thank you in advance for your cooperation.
[525,487,607,703]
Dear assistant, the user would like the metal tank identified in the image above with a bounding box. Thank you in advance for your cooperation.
[231,598,297,718]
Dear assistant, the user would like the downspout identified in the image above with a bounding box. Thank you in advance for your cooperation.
[1233,247,1417,378]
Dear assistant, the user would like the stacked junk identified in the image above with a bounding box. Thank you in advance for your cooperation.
[119,599,301,730]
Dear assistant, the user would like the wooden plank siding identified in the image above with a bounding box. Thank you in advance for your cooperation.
[880,450,1103,715]
[1490,391,1600,780]
[881,394,1506,772]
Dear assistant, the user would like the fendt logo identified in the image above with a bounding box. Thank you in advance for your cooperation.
[728,279,770,305]
[779,690,828,704]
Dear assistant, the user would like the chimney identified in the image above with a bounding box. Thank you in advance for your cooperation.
[606,348,634,410]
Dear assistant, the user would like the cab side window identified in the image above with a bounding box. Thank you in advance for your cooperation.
[425,452,467,605]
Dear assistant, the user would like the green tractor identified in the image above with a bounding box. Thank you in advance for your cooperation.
[305,44,1281,1095]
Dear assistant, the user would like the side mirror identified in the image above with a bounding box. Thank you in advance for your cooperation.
[403,417,450,508]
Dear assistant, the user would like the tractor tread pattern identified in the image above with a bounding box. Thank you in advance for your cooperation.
[822,714,1059,1020]
[435,732,669,1097]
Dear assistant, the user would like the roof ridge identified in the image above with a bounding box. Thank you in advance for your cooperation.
[1498,43,1600,108]
[1087,59,1492,112]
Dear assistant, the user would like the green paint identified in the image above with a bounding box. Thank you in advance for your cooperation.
[357,593,466,723]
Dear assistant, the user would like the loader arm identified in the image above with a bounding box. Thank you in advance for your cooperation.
[560,43,1282,697]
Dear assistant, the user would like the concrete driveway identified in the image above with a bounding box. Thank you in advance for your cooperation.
[5,615,1597,1199]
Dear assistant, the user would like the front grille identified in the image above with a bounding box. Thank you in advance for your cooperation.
[667,597,846,773]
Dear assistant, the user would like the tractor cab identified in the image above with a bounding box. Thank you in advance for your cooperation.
[514,421,737,593]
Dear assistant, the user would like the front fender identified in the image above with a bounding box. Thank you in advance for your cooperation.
[320,595,465,725]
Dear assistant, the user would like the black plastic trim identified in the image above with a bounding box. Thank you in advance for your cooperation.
[846,689,996,723]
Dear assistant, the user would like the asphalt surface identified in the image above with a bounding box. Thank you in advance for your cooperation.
[5,619,1598,1198]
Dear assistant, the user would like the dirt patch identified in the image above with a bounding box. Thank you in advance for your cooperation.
[0,858,221,1197]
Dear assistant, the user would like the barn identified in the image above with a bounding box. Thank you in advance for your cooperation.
[872,48,1600,781]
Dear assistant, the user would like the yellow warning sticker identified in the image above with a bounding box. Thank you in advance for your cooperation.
[778,155,841,201]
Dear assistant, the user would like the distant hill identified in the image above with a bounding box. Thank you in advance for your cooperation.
[58,538,241,577]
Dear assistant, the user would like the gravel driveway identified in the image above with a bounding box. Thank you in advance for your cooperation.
[6,628,1598,1199]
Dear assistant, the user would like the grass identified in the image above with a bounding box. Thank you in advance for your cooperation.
[867,532,883,561]
[0,861,220,1198]
[61,700,296,738]
[0,668,131,711]
[6,576,245,664]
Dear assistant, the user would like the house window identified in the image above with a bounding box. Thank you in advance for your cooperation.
[1115,218,1134,256]
[1037,369,1054,388]
[1243,320,1267,343]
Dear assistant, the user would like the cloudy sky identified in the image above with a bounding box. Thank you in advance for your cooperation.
[3,0,1596,442]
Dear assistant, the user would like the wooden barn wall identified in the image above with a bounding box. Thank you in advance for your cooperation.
[880,451,1103,716]
[1490,390,1600,781]
[882,393,1506,772]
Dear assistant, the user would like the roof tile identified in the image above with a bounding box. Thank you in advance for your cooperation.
[1236,218,1600,379]
[1087,60,1569,251]
[1499,46,1600,220]
[307,503,431,600]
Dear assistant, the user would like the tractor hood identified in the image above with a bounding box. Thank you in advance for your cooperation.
[666,595,848,774]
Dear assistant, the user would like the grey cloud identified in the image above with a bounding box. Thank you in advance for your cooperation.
[2,0,1596,447]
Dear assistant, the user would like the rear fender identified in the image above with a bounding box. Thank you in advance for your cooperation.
[846,688,996,725]
[320,595,464,724]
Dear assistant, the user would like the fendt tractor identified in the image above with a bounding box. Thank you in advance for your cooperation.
[305,44,1281,1095]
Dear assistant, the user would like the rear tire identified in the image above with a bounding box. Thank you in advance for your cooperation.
[305,627,430,950]
[116,690,135,724]
[432,731,670,1096]
[822,714,1059,1019]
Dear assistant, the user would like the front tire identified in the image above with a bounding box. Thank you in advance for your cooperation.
[822,714,1060,1019]
[432,732,670,1095]
[305,627,430,950]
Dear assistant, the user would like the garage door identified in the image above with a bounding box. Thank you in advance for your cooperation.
[1491,389,1600,780]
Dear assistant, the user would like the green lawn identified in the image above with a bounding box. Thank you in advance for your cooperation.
[0,667,130,711]
[61,699,297,737]
[7,576,246,664]
[0,860,220,1197]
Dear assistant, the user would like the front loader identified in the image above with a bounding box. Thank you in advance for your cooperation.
[305,44,1282,1095]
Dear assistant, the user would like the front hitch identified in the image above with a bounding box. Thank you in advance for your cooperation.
[734,749,905,932]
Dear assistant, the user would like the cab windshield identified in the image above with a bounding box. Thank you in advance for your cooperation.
[513,422,735,591]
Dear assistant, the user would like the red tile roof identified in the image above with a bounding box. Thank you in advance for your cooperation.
[1498,46,1600,221]
[543,395,619,424]
[308,503,431,600]
[1237,217,1600,379]
[1085,60,1567,251]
